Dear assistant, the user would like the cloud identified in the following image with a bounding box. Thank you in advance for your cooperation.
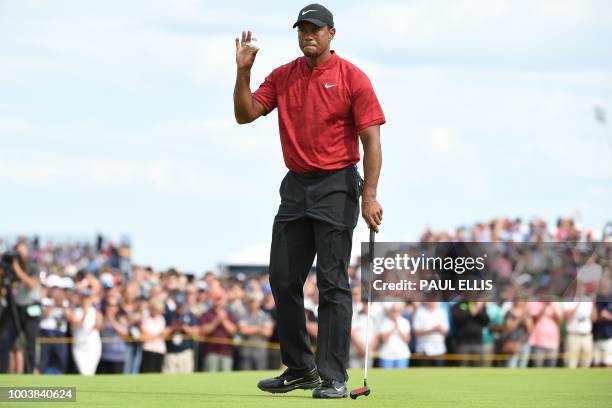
[342,0,612,63]
[0,113,288,197]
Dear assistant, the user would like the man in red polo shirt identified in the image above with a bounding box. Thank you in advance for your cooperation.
[233,3,384,399]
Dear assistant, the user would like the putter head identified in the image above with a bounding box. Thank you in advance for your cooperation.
[349,386,371,399]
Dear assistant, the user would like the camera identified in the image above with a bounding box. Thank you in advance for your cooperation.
[1,251,19,285]
[1,251,18,264]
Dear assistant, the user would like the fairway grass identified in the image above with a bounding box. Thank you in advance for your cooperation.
[2,368,611,408]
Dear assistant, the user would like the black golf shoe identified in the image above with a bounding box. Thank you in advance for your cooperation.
[257,367,321,393]
[312,378,348,399]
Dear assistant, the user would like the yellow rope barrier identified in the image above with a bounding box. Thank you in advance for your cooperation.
[35,335,610,361]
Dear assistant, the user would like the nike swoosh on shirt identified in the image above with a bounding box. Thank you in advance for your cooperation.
[324,83,336,88]
[301,9,317,15]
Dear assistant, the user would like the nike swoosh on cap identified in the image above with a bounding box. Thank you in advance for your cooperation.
[301,9,317,15]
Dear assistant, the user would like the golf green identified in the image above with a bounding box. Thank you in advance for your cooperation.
[2,368,611,407]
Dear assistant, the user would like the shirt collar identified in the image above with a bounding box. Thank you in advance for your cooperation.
[301,50,338,73]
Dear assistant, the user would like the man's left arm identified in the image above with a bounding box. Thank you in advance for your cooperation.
[359,125,383,232]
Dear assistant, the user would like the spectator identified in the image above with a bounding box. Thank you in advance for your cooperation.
[378,303,411,369]
[39,281,70,374]
[184,284,199,315]
[451,301,489,367]
[97,296,128,374]
[122,286,144,374]
[593,275,612,367]
[200,288,237,371]
[412,302,449,367]
[68,289,102,375]
[350,299,379,370]
[140,297,167,373]
[227,282,247,321]
[163,295,199,374]
[237,291,273,370]
[0,242,42,374]
[305,284,319,347]
[0,218,607,377]
[482,301,504,367]
[528,301,562,367]
[261,282,281,370]
[501,300,532,368]
[563,284,595,368]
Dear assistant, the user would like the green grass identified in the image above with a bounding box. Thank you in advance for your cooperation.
[2,369,611,408]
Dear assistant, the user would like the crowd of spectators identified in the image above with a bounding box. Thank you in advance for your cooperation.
[0,215,610,375]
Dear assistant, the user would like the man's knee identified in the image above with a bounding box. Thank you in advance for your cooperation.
[270,273,296,295]
[269,265,310,296]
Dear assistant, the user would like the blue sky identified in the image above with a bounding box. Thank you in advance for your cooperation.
[1,0,611,273]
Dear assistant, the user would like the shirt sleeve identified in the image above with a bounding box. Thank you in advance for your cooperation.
[252,68,279,115]
[412,310,424,330]
[350,70,386,132]
[440,309,450,331]
[199,312,212,325]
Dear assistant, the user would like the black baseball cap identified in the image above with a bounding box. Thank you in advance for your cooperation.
[292,3,334,28]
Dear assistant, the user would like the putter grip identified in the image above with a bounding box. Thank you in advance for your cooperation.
[369,229,375,267]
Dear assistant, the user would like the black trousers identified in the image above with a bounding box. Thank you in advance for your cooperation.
[140,351,164,373]
[0,302,40,374]
[269,164,363,382]
[97,360,125,374]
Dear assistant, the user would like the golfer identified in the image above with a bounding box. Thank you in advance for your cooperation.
[233,3,384,398]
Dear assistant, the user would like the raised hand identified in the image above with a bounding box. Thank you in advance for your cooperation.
[235,30,259,71]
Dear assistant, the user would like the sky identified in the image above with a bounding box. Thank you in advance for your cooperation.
[1,0,611,273]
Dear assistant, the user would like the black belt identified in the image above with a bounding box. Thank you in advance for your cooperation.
[293,164,355,179]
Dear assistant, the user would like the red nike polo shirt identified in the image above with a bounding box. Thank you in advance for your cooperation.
[252,51,385,173]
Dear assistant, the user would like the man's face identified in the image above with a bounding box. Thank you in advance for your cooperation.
[16,243,28,260]
[297,21,335,58]
[214,295,226,308]
[248,299,260,312]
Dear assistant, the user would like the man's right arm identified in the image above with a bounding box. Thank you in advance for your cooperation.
[234,68,267,124]
[233,30,268,124]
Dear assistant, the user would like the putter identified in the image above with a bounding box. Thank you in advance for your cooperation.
[350,228,375,400]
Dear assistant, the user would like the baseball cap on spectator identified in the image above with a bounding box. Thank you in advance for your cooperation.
[45,274,63,288]
[197,280,208,291]
[100,272,114,288]
[293,4,334,28]
[61,277,75,290]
